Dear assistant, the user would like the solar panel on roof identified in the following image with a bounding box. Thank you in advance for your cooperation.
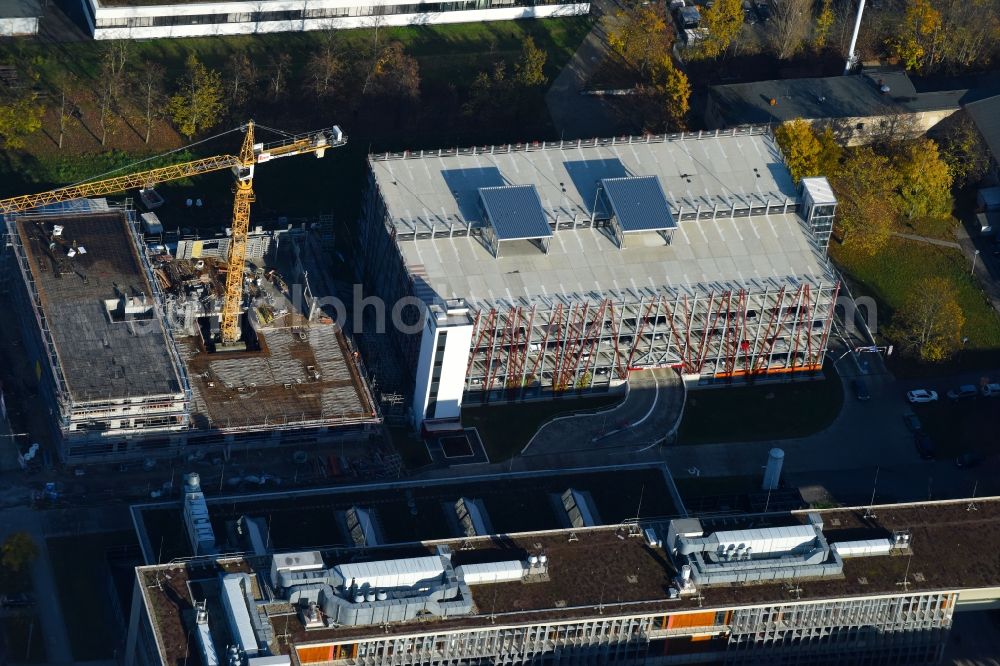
[479,185,552,241]
[600,176,677,233]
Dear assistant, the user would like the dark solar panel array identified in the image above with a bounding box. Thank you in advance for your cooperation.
[601,176,677,233]
[478,185,552,241]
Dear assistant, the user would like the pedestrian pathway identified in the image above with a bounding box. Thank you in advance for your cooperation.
[891,231,961,249]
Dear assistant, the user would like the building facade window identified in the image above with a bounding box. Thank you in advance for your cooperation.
[96,0,579,32]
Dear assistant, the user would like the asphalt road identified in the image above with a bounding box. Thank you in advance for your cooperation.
[655,307,1000,507]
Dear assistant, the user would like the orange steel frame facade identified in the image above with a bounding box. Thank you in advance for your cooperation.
[463,280,840,402]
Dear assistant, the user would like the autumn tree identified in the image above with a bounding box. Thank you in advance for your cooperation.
[896,139,953,220]
[308,39,345,98]
[651,56,690,130]
[605,4,671,76]
[514,36,548,89]
[932,0,1000,71]
[888,0,942,71]
[829,147,901,255]
[169,54,225,139]
[775,119,822,183]
[891,276,965,362]
[812,0,834,50]
[462,61,510,123]
[698,0,743,59]
[0,95,44,149]
[816,126,843,176]
[1,532,38,573]
[366,42,420,100]
[936,114,991,187]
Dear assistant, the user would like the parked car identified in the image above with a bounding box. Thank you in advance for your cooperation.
[914,432,935,460]
[946,384,978,401]
[981,383,1000,397]
[754,0,772,22]
[0,593,35,608]
[675,5,701,29]
[956,452,985,468]
[852,379,871,401]
[906,389,938,404]
[903,412,922,432]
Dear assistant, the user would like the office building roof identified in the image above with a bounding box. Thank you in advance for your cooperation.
[369,131,833,310]
[138,497,1000,663]
[709,74,904,126]
[965,95,1000,161]
[707,69,973,127]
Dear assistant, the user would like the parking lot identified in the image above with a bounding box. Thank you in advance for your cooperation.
[903,380,1000,462]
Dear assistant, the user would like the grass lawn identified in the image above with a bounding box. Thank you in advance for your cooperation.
[676,366,843,445]
[462,392,624,461]
[47,530,139,661]
[896,214,958,241]
[832,237,1000,377]
[911,399,1000,459]
[1,614,45,663]
[0,19,589,87]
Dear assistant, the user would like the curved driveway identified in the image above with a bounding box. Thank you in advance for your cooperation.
[523,368,685,457]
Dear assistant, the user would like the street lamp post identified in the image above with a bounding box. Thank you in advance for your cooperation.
[971,249,981,276]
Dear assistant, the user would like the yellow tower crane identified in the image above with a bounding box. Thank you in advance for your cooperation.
[0,121,346,347]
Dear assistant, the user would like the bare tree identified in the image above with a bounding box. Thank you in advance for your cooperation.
[307,37,345,98]
[95,40,130,146]
[98,79,113,146]
[139,62,165,144]
[361,2,389,95]
[228,52,257,111]
[268,52,292,99]
[52,72,75,150]
[104,40,130,84]
[769,0,812,59]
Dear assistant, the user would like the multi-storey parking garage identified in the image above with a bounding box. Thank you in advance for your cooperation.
[358,128,840,429]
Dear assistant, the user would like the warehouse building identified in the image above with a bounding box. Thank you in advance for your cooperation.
[1,201,380,463]
[124,496,1000,665]
[358,129,840,430]
[81,0,589,40]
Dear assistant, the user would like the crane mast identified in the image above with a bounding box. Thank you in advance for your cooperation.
[220,121,257,347]
[0,121,347,348]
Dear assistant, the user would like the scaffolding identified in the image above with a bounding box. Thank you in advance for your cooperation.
[455,278,838,402]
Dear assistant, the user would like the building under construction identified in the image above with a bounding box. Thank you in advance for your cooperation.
[358,128,840,430]
[1,200,380,463]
